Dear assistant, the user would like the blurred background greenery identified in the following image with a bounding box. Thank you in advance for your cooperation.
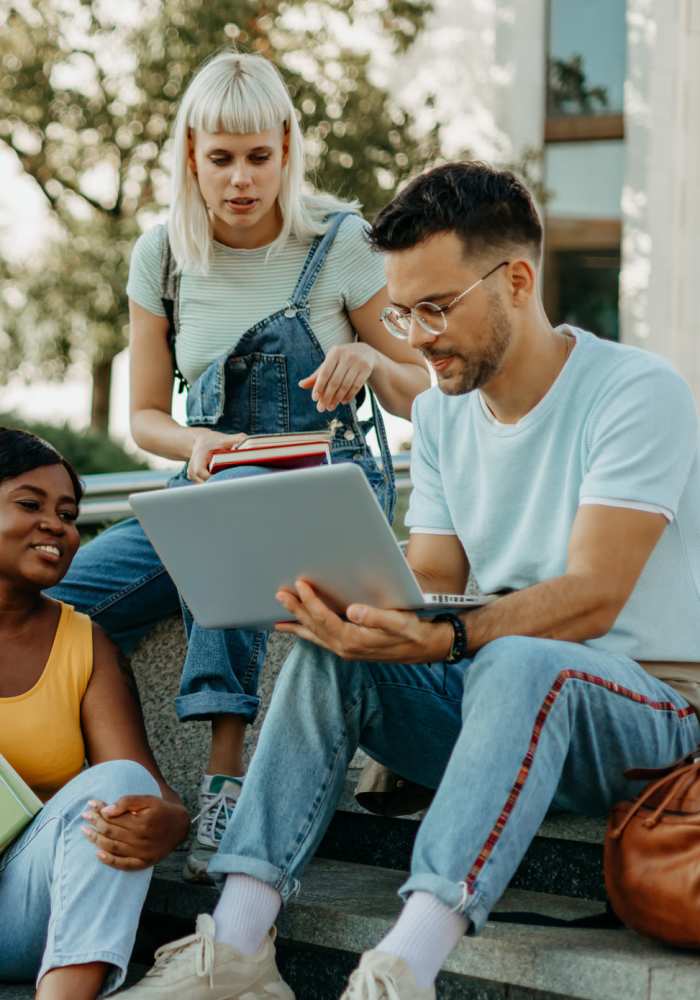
[0,0,438,433]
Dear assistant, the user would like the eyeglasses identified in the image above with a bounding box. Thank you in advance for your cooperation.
[380,260,510,340]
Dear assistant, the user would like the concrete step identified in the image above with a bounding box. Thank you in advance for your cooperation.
[322,776,607,902]
[0,964,149,1000]
[138,852,700,1000]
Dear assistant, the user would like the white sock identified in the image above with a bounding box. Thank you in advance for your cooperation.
[376,891,468,989]
[213,874,282,955]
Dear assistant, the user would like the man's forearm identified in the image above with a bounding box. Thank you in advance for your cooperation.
[463,573,619,653]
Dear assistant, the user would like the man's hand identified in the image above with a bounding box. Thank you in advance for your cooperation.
[275,579,454,664]
[81,795,190,871]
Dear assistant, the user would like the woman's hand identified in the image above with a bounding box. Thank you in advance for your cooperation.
[81,795,191,871]
[299,343,378,413]
[187,429,247,483]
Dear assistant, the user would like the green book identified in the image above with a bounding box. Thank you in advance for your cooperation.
[0,753,43,852]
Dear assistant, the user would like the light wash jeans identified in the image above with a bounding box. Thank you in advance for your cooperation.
[0,760,160,995]
[209,635,700,933]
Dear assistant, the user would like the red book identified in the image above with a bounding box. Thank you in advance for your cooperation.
[208,431,332,474]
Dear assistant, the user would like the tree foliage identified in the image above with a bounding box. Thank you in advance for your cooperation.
[0,0,436,427]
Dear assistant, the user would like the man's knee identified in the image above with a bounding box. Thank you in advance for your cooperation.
[467,636,573,704]
[275,639,365,708]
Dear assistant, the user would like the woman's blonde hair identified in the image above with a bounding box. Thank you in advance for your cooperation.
[168,50,360,273]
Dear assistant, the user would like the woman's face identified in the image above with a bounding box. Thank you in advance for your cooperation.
[0,464,80,591]
[189,126,289,248]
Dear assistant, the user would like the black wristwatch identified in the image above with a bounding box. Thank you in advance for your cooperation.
[434,612,468,664]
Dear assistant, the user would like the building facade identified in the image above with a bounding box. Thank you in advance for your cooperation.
[396,0,700,398]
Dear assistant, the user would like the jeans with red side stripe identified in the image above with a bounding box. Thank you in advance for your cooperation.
[209,634,700,933]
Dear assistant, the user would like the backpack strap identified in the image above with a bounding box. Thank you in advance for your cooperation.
[159,225,189,393]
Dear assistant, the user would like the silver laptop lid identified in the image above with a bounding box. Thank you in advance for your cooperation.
[130,464,425,629]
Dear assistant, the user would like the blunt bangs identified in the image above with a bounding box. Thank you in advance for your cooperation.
[187,64,290,139]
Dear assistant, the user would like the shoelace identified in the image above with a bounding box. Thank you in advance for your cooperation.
[344,967,402,1000]
[193,787,239,844]
[146,920,216,986]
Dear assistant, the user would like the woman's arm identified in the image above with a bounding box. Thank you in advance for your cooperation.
[299,288,429,420]
[81,625,180,803]
[351,287,430,418]
[129,300,245,480]
[79,625,190,867]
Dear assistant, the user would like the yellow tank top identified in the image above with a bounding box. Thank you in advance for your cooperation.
[0,602,93,801]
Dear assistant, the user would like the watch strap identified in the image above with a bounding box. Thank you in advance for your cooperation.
[434,612,468,664]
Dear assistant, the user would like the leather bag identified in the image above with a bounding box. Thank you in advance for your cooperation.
[604,747,700,947]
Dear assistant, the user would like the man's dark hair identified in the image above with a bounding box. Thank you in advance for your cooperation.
[369,161,543,263]
[0,427,83,504]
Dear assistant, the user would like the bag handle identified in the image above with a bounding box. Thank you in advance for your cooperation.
[609,761,699,839]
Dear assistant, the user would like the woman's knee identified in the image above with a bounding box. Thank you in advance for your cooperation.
[82,760,161,801]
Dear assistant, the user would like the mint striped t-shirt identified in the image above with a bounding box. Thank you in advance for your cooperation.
[126,213,386,385]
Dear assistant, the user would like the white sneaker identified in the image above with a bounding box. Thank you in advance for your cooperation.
[340,951,435,1000]
[184,774,242,884]
[117,913,294,999]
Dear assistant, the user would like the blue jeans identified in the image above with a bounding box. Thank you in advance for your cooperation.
[209,635,700,932]
[0,760,160,995]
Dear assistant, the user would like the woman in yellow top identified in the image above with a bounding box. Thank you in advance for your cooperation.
[0,428,190,1000]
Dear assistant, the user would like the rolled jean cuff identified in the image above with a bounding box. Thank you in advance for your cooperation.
[399,873,490,935]
[175,691,260,723]
[38,948,127,998]
[207,853,298,904]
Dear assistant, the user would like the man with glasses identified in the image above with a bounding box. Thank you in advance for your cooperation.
[122,162,700,1000]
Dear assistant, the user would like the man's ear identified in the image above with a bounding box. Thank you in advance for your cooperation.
[508,259,536,305]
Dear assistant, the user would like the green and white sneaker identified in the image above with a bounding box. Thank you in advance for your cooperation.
[184,774,243,884]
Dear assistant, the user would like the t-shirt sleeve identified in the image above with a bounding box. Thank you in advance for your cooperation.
[126,226,167,317]
[580,361,698,520]
[335,214,387,311]
[404,395,456,534]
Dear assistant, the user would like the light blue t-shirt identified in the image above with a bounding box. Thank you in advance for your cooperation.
[406,327,700,662]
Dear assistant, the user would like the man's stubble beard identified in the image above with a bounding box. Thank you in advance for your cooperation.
[432,293,513,397]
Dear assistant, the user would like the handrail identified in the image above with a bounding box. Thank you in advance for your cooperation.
[77,456,411,525]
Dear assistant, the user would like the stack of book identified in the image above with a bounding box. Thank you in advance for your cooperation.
[0,753,42,852]
[208,430,333,474]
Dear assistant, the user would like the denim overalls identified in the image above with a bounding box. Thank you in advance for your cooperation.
[51,211,396,723]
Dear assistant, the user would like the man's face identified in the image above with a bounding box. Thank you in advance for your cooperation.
[384,231,513,396]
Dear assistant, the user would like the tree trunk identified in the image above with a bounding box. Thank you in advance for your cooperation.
[90,359,112,433]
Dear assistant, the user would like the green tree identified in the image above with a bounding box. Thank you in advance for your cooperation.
[0,0,436,431]
[547,54,609,116]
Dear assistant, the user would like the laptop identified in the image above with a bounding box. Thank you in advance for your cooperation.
[129,463,495,629]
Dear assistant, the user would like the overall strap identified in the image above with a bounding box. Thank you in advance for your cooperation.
[366,385,394,484]
[288,211,353,310]
[159,225,188,393]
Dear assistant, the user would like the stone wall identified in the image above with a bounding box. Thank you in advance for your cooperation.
[131,617,294,813]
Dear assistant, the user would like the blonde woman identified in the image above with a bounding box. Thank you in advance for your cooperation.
[51,51,428,883]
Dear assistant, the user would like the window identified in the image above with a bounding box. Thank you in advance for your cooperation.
[547,0,626,136]
[543,0,627,341]
[546,248,621,342]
